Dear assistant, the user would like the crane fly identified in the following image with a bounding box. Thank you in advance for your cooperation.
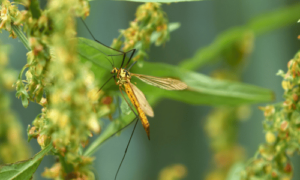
[80,18,187,139]
[111,62,187,139]
[80,18,187,180]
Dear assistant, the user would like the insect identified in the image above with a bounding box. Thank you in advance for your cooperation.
[80,18,187,180]
[111,64,188,139]
[80,18,187,139]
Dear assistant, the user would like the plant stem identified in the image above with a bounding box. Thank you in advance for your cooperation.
[57,153,73,173]
[12,24,31,51]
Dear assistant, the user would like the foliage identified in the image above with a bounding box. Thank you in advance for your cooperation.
[1,0,98,179]
[111,2,171,63]
[0,0,298,180]
[180,3,300,70]
[78,37,274,106]
[0,144,52,180]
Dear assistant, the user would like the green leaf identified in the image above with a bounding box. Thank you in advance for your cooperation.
[77,37,122,71]
[78,37,274,106]
[179,3,300,70]
[249,3,300,36]
[79,33,274,156]
[0,144,53,180]
[131,62,274,105]
[179,27,245,70]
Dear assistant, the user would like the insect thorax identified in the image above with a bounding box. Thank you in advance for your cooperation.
[117,68,131,85]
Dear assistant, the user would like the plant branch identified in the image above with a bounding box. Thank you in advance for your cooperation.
[179,3,300,70]
[11,24,31,51]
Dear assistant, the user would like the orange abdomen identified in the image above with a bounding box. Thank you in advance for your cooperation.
[124,83,150,139]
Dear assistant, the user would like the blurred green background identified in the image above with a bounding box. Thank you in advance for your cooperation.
[1,0,300,179]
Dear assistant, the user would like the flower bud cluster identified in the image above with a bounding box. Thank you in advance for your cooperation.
[32,0,97,179]
[204,52,252,180]
[205,107,248,180]
[1,0,106,179]
[0,1,19,38]
[111,3,170,63]
[241,51,300,180]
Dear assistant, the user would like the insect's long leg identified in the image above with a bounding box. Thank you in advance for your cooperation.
[124,49,136,69]
[80,18,124,53]
[98,76,115,92]
[80,18,137,73]
[114,117,139,180]
[80,18,127,69]
[81,18,144,180]
[109,48,136,69]
[115,86,140,180]
[90,116,137,152]
[119,86,138,118]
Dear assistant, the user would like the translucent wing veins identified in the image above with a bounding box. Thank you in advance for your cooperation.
[131,73,187,90]
[129,82,154,117]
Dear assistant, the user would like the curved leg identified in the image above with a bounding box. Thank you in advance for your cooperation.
[114,117,139,180]
[80,18,124,53]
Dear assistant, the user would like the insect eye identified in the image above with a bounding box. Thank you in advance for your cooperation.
[111,69,116,74]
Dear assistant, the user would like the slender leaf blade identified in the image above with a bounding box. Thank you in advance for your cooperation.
[179,3,300,70]
[131,62,274,105]
[0,144,53,180]
[78,37,274,106]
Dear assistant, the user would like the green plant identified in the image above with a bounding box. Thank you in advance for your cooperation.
[0,0,298,180]
[240,51,300,180]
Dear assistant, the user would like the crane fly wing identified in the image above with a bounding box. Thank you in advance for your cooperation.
[131,73,188,90]
[129,82,154,117]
